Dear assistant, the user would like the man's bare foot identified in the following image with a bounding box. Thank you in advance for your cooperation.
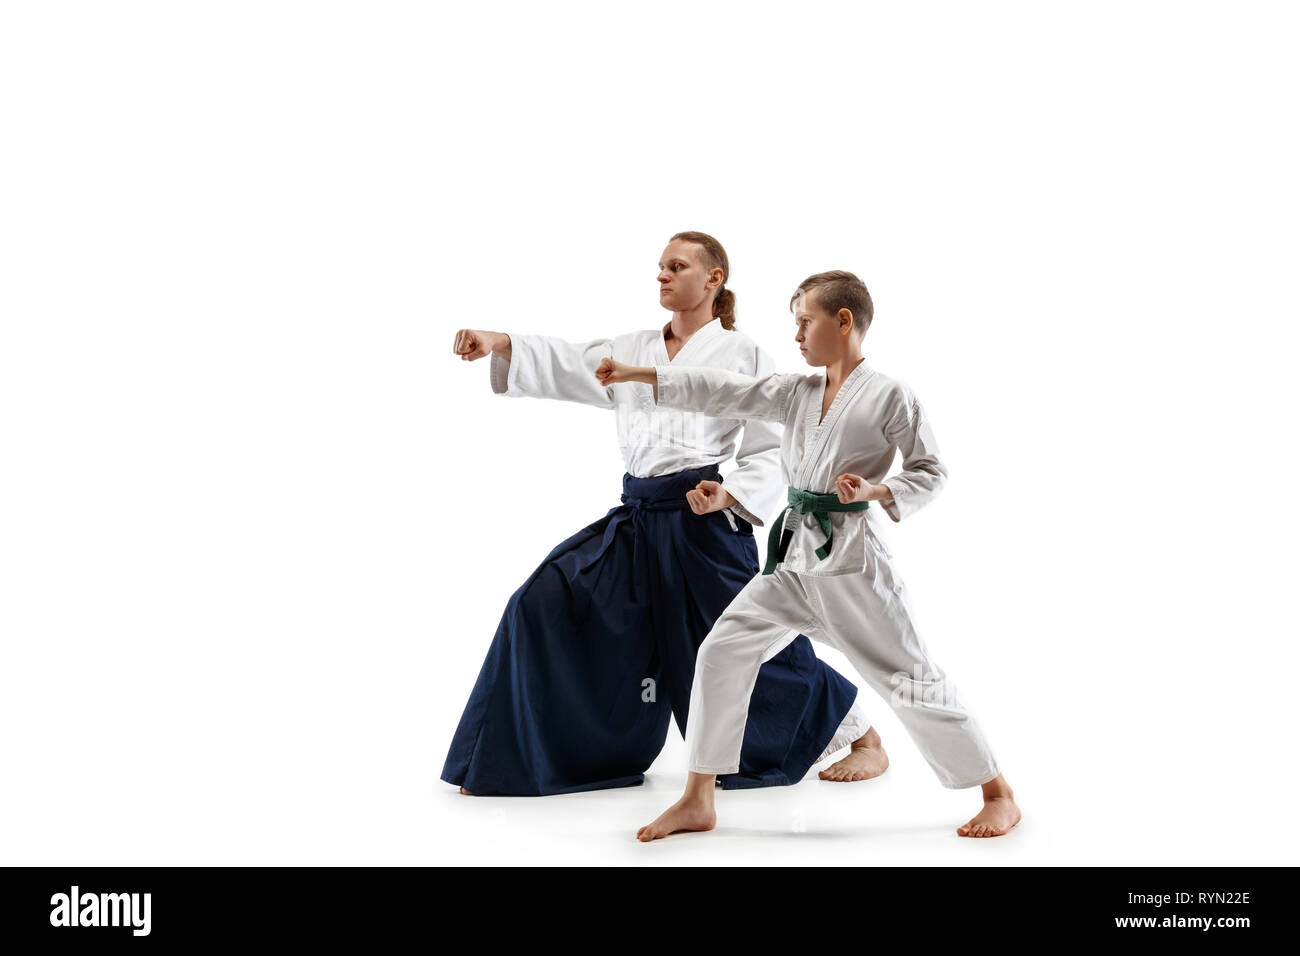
[459,787,473,795]
[819,726,889,782]
[636,799,716,842]
[957,774,1021,837]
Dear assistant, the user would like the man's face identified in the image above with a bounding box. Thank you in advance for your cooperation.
[792,289,843,365]
[658,239,719,312]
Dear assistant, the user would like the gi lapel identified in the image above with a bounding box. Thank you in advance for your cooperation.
[794,360,874,489]
[659,317,723,365]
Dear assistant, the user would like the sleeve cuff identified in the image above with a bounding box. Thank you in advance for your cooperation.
[651,365,670,406]
[880,481,904,523]
[721,486,764,527]
[489,349,511,395]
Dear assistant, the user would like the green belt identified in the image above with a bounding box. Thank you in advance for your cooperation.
[763,487,870,575]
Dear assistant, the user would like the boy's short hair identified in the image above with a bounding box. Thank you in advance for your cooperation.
[790,271,874,333]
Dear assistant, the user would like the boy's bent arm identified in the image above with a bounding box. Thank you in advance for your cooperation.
[653,364,798,423]
[879,390,948,522]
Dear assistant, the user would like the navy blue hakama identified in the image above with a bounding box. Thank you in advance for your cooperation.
[441,464,859,795]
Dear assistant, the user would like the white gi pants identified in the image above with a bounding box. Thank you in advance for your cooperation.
[685,566,1001,790]
[815,697,872,762]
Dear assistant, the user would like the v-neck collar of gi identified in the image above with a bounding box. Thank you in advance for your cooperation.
[658,317,724,365]
[812,357,871,426]
[797,358,874,487]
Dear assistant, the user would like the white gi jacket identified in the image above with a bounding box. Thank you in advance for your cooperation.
[653,358,947,576]
[488,318,785,529]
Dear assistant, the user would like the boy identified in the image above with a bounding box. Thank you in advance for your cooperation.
[594,271,1021,839]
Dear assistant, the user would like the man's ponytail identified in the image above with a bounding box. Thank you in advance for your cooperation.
[714,287,736,330]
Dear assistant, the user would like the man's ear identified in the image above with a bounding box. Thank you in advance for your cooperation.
[840,308,855,334]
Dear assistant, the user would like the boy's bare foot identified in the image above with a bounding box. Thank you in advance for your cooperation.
[818,726,889,782]
[957,774,1021,837]
[636,798,716,842]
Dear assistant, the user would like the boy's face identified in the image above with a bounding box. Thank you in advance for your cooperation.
[792,289,845,366]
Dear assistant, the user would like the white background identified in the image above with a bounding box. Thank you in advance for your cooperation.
[2,1,1296,865]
